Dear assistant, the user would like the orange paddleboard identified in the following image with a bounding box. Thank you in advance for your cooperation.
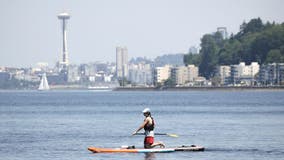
[88,145,204,153]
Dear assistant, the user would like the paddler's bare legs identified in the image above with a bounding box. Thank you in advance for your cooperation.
[145,141,165,148]
[152,141,165,148]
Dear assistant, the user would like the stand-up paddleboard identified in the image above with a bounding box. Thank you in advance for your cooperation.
[88,145,204,153]
[88,147,175,153]
[174,145,205,151]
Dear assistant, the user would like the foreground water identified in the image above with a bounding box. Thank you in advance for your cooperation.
[0,90,284,160]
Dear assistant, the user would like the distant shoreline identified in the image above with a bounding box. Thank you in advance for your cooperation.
[1,86,284,91]
[113,86,284,91]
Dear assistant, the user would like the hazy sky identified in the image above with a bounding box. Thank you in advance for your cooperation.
[0,0,283,67]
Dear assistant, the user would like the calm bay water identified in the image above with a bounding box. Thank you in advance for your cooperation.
[0,90,284,160]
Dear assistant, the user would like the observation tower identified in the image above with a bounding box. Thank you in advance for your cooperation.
[58,12,70,68]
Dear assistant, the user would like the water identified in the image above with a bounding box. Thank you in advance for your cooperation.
[0,90,284,160]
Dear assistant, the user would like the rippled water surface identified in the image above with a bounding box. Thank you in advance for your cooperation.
[0,90,284,160]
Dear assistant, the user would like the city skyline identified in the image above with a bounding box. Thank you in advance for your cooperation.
[0,0,284,67]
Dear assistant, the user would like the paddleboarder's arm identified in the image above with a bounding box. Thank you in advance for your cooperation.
[132,118,149,135]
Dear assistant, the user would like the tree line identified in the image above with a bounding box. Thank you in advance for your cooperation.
[184,18,284,79]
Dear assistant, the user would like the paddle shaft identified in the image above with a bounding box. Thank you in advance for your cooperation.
[154,133,168,135]
[135,132,178,137]
[136,133,166,135]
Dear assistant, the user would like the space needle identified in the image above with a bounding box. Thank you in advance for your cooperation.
[58,12,70,69]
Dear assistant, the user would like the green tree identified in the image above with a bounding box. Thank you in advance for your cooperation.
[280,45,284,55]
[265,49,283,63]
[211,76,221,86]
[251,25,284,63]
[164,78,175,87]
[199,34,219,78]
[239,32,260,63]
[218,39,242,65]
[240,18,264,35]
[183,53,201,66]
[185,17,284,80]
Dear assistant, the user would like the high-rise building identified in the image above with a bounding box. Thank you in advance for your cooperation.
[217,27,228,39]
[116,47,128,79]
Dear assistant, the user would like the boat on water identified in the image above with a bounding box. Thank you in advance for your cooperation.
[88,145,204,153]
[38,73,50,91]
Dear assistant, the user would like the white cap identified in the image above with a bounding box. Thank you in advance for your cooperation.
[142,108,151,113]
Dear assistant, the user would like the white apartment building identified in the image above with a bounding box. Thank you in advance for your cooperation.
[171,65,199,86]
[116,46,128,79]
[187,65,199,82]
[154,65,199,86]
[154,65,171,85]
[233,62,259,77]
[231,62,260,85]
[171,66,188,85]
[215,65,231,85]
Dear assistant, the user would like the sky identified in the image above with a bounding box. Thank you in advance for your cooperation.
[0,0,284,67]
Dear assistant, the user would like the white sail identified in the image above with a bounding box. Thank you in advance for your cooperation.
[38,73,50,90]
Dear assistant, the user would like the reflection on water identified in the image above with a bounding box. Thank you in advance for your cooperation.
[144,153,156,160]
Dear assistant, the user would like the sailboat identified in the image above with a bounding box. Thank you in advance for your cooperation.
[38,73,50,91]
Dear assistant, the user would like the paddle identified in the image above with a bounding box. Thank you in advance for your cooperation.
[135,132,179,138]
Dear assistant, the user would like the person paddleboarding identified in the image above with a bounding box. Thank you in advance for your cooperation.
[132,108,165,148]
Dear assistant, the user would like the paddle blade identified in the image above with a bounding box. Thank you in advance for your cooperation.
[167,134,179,138]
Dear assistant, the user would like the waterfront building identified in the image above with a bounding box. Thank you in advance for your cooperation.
[170,65,199,86]
[154,65,171,85]
[0,67,5,72]
[128,63,152,86]
[104,74,113,82]
[215,65,231,85]
[36,62,49,72]
[85,64,96,77]
[259,63,284,85]
[67,64,80,82]
[193,76,207,86]
[94,62,108,73]
[47,74,66,85]
[78,64,89,83]
[171,66,188,86]
[231,62,259,86]
[187,65,199,82]
[116,46,128,80]
[108,63,117,75]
